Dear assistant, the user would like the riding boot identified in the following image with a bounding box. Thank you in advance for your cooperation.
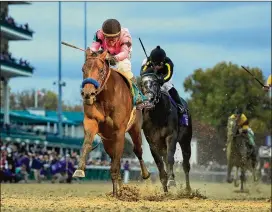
[168,87,185,113]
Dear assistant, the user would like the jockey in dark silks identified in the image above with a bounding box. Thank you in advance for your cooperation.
[140,46,186,113]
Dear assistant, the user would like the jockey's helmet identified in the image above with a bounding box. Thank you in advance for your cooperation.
[102,19,121,37]
[234,108,243,115]
[150,46,166,65]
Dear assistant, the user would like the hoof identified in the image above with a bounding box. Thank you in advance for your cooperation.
[142,171,151,180]
[167,179,176,188]
[163,186,168,193]
[72,170,85,178]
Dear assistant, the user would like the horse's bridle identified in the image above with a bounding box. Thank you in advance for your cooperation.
[81,56,110,99]
[141,73,161,106]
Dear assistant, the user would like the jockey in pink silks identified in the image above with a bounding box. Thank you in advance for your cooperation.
[89,19,134,81]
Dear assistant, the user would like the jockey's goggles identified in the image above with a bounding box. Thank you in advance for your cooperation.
[153,61,164,66]
[103,31,120,39]
[104,36,120,43]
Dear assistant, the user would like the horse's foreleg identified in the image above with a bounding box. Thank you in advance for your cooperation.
[165,135,177,188]
[234,167,240,187]
[240,168,246,191]
[118,167,122,190]
[227,162,233,183]
[110,130,125,197]
[180,138,192,192]
[73,118,98,178]
[149,144,168,192]
[128,122,150,180]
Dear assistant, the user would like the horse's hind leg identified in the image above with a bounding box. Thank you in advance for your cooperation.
[128,116,150,180]
[73,118,98,178]
[105,130,126,197]
[179,136,192,192]
[251,158,258,182]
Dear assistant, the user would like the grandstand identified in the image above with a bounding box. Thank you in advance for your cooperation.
[0,1,34,123]
[0,2,95,156]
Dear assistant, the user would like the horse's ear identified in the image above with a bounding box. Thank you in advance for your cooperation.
[99,50,108,60]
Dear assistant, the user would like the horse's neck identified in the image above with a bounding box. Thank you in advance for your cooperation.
[157,93,171,111]
[100,70,120,94]
[144,93,172,122]
[230,134,246,151]
[98,70,131,102]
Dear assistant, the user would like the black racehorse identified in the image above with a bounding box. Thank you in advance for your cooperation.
[139,71,193,192]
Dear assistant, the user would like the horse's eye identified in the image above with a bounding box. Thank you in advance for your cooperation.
[100,68,103,73]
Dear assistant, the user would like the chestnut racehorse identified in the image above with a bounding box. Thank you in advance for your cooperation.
[73,49,150,197]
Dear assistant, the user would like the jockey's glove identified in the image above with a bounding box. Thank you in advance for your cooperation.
[108,56,117,66]
[157,74,165,85]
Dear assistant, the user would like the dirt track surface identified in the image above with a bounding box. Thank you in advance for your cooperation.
[1,181,271,212]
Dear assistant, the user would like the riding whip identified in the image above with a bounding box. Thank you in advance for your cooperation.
[138,38,149,58]
[61,41,85,52]
[241,65,265,87]
[138,38,156,67]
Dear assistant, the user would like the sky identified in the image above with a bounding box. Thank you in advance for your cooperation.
[8,1,272,106]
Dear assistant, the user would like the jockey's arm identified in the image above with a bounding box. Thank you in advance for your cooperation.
[239,114,249,130]
[115,32,132,61]
[140,58,152,75]
[157,57,174,82]
[115,41,131,61]
[90,30,102,52]
[229,114,248,128]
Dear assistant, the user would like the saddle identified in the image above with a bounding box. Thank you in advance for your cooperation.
[162,90,190,127]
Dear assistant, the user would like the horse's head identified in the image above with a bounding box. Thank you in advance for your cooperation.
[227,116,243,145]
[140,71,162,106]
[227,117,238,137]
[81,49,109,105]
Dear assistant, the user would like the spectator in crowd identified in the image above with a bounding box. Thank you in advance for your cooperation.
[31,153,44,183]
[123,160,130,184]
